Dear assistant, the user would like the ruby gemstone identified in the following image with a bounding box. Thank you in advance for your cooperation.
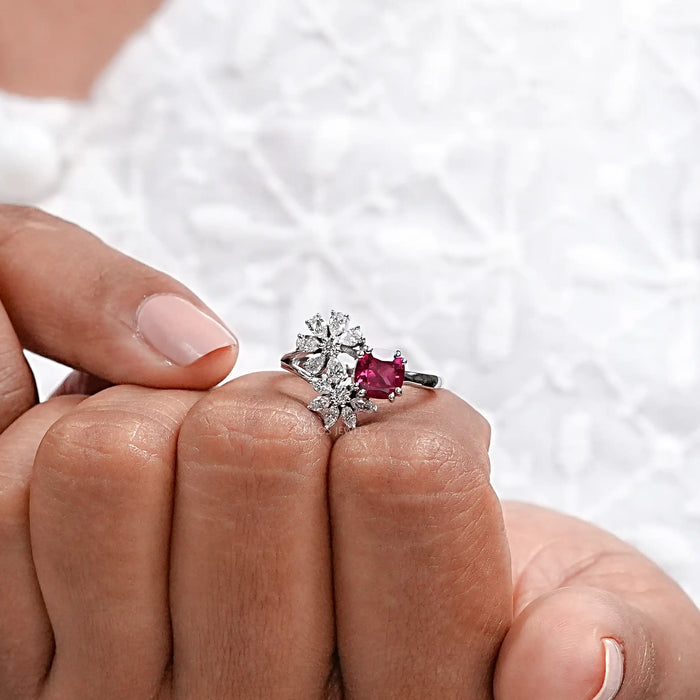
[354,352,405,399]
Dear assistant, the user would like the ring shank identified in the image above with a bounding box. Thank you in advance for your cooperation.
[280,352,316,382]
[404,371,442,389]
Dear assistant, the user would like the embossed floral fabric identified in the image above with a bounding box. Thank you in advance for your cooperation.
[1,0,699,601]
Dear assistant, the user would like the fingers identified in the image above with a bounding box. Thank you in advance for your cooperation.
[170,372,336,699]
[0,205,238,391]
[30,385,200,698]
[0,299,36,431]
[496,503,700,700]
[0,394,82,697]
[329,387,512,699]
[495,585,695,700]
[494,587,645,700]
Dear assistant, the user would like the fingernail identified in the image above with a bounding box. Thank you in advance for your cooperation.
[592,638,624,700]
[136,293,237,366]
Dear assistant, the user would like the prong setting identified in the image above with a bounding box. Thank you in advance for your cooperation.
[284,311,440,429]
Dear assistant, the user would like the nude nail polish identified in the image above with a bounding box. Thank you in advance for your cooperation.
[136,293,237,366]
[591,638,624,700]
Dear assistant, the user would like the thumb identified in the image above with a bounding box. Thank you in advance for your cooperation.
[494,586,657,700]
[0,206,238,390]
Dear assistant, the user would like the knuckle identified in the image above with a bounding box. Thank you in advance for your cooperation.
[179,379,327,487]
[37,398,176,485]
[333,425,491,509]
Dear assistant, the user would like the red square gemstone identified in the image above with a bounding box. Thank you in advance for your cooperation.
[354,352,405,399]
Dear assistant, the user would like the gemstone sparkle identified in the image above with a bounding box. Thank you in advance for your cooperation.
[354,352,405,399]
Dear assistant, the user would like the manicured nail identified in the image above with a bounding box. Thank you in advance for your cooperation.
[136,293,237,366]
[592,638,624,700]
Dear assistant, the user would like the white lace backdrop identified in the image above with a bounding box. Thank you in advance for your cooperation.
[1,0,699,602]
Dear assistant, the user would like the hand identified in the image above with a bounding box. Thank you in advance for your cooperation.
[0,204,238,414]
[0,205,512,698]
[494,502,700,699]
[1,366,512,698]
[0,203,237,696]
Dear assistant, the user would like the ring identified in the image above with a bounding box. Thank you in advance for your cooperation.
[281,310,443,430]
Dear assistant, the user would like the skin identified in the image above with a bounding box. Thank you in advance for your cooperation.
[0,0,163,98]
[497,504,700,699]
[1,6,699,696]
[0,205,698,700]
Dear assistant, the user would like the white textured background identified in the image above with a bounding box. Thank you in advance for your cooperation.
[1,0,699,602]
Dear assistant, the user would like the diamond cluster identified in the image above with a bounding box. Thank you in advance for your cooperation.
[296,311,365,376]
[297,310,407,430]
[298,311,376,430]
[308,358,376,430]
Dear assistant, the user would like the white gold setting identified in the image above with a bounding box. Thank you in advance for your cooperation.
[281,310,442,430]
[307,358,376,430]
